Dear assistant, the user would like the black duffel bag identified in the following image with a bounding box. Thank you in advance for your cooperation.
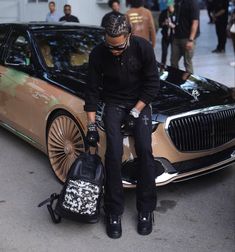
[38,151,105,224]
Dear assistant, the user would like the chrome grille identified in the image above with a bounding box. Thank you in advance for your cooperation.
[167,107,235,151]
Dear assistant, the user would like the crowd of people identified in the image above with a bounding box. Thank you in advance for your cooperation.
[103,0,200,73]
[45,1,79,23]
[103,0,235,74]
[45,0,234,71]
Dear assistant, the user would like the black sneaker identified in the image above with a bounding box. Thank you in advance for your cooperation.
[106,214,122,239]
[212,48,225,53]
[212,48,220,53]
[137,212,154,235]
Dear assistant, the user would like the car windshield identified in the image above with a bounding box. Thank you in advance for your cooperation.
[33,28,104,71]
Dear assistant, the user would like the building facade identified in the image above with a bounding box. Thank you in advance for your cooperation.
[0,0,128,25]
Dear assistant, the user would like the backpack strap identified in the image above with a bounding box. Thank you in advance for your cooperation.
[38,193,62,224]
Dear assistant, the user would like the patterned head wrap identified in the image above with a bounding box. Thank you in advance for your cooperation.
[105,14,130,37]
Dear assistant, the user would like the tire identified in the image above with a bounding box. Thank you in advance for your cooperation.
[47,111,86,183]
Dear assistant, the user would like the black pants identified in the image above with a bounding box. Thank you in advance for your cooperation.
[161,36,172,66]
[231,32,235,53]
[215,20,227,51]
[206,3,213,22]
[103,104,157,215]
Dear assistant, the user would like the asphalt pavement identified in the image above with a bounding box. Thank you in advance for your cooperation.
[0,10,234,252]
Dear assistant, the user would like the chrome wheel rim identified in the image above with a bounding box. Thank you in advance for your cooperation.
[47,115,85,182]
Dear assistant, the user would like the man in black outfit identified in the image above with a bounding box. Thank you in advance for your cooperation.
[158,1,176,68]
[84,15,159,239]
[206,0,214,24]
[59,4,79,23]
[101,0,123,27]
[170,0,200,74]
[211,0,229,53]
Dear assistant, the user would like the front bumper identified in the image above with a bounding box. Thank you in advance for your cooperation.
[121,146,235,187]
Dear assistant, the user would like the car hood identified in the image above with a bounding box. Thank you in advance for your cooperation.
[152,66,234,118]
[45,66,234,119]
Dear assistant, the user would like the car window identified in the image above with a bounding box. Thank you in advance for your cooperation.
[6,33,32,66]
[0,26,9,58]
[0,28,7,47]
[33,28,104,71]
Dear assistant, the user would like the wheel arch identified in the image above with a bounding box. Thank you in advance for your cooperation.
[45,108,86,149]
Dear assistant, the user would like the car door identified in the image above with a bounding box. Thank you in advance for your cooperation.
[0,25,11,121]
[1,29,47,145]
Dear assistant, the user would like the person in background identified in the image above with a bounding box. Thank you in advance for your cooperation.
[59,4,79,23]
[126,0,156,48]
[229,9,235,67]
[144,0,153,9]
[46,1,60,22]
[84,14,159,239]
[158,0,176,68]
[206,0,214,24]
[101,0,123,27]
[170,0,200,74]
[211,0,229,53]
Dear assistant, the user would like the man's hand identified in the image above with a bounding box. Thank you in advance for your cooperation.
[123,114,137,132]
[163,20,169,26]
[86,122,99,147]
[186,40,194,51]
[123,107,140,132]
[212,15,216,23]
[169,23,176,29]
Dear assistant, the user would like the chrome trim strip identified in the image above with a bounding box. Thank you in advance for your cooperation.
[164,103,235,152]
[0,121,42,149]
[172,165,228,183]
[155,155,235,186]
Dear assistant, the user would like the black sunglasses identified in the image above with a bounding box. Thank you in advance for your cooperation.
[105,37,129,51]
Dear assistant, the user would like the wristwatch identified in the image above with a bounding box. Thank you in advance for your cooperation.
[130,108,140,118]
[87,122,97,131]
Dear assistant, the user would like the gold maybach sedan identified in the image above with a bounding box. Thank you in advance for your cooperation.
[0,23,235,187]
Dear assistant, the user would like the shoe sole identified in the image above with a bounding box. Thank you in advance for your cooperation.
[137,228,152,235]
[107,232,122,239]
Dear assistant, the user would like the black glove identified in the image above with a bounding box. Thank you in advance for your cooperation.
[123,114,137,132]
[86,123,99,147]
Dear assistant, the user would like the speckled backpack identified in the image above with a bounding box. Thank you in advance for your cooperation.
[38,151,105,224]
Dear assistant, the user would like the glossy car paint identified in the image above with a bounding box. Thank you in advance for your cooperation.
[0,65,87,153]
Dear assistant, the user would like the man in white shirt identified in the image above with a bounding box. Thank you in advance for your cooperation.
[46,1,60,22]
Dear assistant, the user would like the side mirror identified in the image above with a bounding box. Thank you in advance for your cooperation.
[5,53,35,73]
[5,53,28,66]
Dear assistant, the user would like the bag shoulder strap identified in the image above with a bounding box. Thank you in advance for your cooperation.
[38,193,62,224]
